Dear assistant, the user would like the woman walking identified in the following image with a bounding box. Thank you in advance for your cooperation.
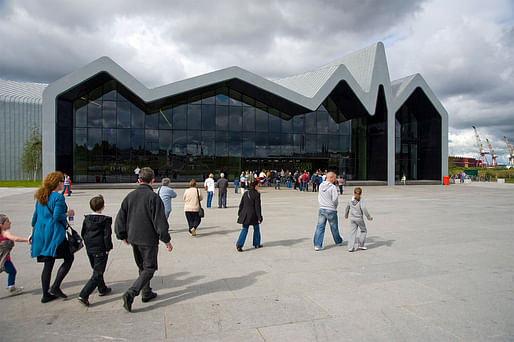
[183,179,203,236]
[30,171,75,303]
[236,180,263,252]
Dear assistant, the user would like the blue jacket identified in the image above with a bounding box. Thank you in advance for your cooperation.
[157,186,177,215]
[31,192,68,258]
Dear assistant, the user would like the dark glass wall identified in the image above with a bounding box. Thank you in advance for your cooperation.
[395,87,441,181]
[56,77,391,183]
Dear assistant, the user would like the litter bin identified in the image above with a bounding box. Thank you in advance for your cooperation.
[443,176,449,185]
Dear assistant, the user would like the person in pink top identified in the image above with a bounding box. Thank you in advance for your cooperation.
[337,175,345,195]
[0,214,29,296]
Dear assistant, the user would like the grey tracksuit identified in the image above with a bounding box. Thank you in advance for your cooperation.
[344,197,372,251]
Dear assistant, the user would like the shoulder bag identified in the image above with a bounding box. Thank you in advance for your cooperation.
[196,189,205,218]
[46,203,84,254]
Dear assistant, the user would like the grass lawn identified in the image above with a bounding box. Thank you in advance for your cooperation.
[0,180,41,187]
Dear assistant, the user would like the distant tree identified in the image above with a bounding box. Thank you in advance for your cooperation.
[20,127,42,181]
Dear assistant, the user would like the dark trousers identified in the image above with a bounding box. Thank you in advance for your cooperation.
[79,252,108,299]
[218,192,227,208]
[41,239,74,295]
[127,244,158,298]
[185,211,201,232]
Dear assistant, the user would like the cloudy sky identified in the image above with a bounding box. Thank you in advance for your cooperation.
[1,0,513,163]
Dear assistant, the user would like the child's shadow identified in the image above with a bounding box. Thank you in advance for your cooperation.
[364,236,395,249]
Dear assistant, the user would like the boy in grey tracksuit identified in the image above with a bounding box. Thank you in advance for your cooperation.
[344,187,373,252]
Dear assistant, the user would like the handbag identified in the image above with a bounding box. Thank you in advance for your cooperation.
[66,225,84,254]
[0,239,14,273]
[196,189,205,218]
[46,203,84,254]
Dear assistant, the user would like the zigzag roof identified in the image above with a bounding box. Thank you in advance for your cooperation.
[44,42,447,120]
[0,79,47,103]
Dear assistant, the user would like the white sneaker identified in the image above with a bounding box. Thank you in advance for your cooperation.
[358,246,368,250]
[314,246,323,251]
[7,286,23,296]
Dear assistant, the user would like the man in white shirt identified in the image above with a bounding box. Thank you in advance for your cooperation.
[204,173,215,208]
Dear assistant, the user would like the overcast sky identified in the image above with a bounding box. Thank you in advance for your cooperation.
[1,0,512,163]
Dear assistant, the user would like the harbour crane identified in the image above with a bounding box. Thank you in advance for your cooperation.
[485,138,497,167]
[505,136,513,168]
[472,126,489,167]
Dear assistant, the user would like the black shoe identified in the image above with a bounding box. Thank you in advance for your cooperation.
[122,292,133,312]
[41,293,58,303]
[141,291,157,303]
[236,245,243,252]
[254,245,263,249]
[98,287,112,296]
[49,287,68,298]
[77,297,90,307]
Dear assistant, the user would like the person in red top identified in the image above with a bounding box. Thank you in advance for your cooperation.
[1,214,29,296]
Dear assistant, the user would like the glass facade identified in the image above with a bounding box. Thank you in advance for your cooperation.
[395,87,441,181]
[55,76,397,183]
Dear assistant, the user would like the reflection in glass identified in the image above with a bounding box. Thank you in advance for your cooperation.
[242,107,255,132]
[145,112,159,129]
[87,103,102,127]
[131,104,144,128]
[159,108,173,130]
[229,106,242,131]
[202,105,216,130]
[188,105,201,130]
[159,130,172,151]
[216,106,229,131]
[173,105,187,130]
[255,108,268,132]
[102,101,116,128]
[216,131,228,156]
[173,130,187,154]
[117,101,131,128]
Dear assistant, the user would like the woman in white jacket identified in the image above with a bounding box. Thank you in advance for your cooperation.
[344,187,373,252]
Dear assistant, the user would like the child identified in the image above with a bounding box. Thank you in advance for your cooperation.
[0,214,29,296]
[344,187,373,252]
[78,195,113,306]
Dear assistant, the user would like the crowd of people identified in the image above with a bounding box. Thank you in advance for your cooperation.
[235,169,348,194]
[0,167,372,313]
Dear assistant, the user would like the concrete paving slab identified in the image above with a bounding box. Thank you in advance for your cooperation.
[0,183,513,341]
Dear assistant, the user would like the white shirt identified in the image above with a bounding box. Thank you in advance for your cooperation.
[204,178,215,192]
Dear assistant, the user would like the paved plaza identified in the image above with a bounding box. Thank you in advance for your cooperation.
[0,182,513,341]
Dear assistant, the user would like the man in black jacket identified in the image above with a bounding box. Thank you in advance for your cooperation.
[216,172,229,208]
[115,167,173,312]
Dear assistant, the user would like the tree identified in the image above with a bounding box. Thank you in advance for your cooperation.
[20,127,42,181]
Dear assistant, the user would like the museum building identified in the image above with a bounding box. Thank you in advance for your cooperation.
[39,42,448,185]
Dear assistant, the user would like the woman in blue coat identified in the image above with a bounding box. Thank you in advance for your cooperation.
[30,171,75,303]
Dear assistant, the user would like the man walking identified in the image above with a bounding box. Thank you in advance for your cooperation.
[216,173,229,208]
[313,171,344,251]
[115,167,173,312]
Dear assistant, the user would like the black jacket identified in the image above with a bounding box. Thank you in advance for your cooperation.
[237,189,263,225]
[115,184,171,246]
[216,177,229,194]
[81,214,113,253]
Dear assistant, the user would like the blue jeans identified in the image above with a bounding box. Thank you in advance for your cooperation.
[206,191,213,208]
[313,209,343,248]
[61,185,71,196]
[4,260,16,287]
[237,224,261,247]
